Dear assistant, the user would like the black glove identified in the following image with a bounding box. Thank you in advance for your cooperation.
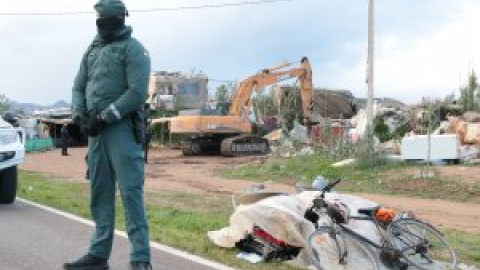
[83,114,106,137]
[72,114,85,129]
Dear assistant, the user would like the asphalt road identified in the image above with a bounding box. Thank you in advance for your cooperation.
[0,199,237,270]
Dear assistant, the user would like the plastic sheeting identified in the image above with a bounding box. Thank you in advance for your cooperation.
[289,120,309,142]
[207,191,382,268]
[208,194,312,249]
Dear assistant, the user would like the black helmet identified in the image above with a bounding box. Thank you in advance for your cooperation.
[94,0,127,17]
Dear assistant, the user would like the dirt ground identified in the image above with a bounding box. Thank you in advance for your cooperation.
[20,147,480,234]
[21,147,288,194]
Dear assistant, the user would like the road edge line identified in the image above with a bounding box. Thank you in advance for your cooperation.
[17,197,238,270]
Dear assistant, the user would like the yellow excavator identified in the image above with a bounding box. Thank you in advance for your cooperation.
[170,56,314,156]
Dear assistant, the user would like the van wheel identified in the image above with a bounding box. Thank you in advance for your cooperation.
[0,166,18,204]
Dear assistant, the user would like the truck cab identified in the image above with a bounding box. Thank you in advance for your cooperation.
[0,117,25,204]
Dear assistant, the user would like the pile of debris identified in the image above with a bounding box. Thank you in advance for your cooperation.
[264,94,480,163]
[311,89,357,119]
[442,112,480,145]
[434,111,480,163]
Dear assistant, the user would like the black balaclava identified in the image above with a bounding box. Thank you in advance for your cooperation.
[96,16,125,40]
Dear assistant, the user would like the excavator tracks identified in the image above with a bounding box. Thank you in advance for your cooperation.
[182,136,220,156]
[181,138,200,156]
[220,135,270,157]
[182,135,270,157]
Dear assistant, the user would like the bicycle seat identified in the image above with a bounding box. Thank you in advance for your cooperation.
[357,206,380,217]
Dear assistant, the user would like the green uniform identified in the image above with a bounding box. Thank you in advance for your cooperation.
[71,24,151,263]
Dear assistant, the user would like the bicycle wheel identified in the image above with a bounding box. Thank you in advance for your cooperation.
[306,226,379,270]
[387,218,457,270]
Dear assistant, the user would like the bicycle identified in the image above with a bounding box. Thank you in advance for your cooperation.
[304,179,457,270]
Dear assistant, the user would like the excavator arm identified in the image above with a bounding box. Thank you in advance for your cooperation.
[229,56,314,123]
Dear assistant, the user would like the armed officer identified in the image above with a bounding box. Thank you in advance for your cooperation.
[65,0,152,269]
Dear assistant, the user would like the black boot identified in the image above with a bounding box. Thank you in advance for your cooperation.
[63,254,109,270]
[130,261,153,270]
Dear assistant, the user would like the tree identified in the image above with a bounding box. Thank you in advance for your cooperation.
[275,85,303,130]
[214,83,236,102]
[253,91,277,118]
[459,70,479,112]
[473,71,480,111]
[0,94,10,114]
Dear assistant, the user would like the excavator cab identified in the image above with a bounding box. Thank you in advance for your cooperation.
[216,102,231,116]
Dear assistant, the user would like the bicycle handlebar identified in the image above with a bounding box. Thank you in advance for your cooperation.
[323,179,341,193]
[312,179,342,209]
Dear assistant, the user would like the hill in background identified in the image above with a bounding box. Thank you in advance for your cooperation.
[9,100,70,116]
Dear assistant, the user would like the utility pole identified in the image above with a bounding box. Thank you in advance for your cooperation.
[366,0,375,136]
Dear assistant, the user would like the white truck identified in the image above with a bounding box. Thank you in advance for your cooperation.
[0,117,25,204]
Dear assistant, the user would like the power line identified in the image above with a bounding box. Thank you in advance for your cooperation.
[132,0,302,12]
[0,0,304,16]
[210,79,238,83]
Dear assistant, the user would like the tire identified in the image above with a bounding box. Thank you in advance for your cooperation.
[0,166,18,204]
[306,226,379,270]
[387,218,457,270]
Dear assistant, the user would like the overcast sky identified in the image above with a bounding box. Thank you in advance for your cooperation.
[0,0,479,105]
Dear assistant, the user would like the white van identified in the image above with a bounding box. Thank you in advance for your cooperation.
[0,118,25,204]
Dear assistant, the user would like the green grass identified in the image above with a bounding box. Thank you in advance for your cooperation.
[445,230,480,265]
[222,154,343,184]
[221,154,480,203]
[19,172,91,218]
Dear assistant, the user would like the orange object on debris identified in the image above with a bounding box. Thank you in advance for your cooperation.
[376,207,396,223]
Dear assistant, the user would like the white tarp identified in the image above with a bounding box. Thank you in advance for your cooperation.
[289,120,309,142]
[349,102,379,139]
[207,192,382,268]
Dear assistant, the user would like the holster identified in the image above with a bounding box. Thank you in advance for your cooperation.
[130,110,146,145]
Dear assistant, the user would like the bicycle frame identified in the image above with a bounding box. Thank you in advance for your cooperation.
[307,179,456,270]
[309,180,413,263]
[323,206,434,263]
